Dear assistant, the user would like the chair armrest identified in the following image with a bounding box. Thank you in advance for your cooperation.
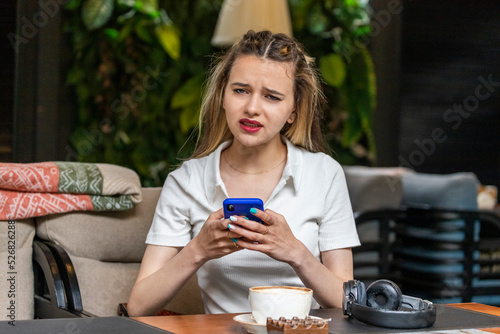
[33,239,94,318]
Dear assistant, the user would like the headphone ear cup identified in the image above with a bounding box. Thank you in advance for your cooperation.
[366,279,402,310]
[356,281,367,306]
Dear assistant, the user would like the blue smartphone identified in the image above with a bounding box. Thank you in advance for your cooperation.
[223,198,264,223]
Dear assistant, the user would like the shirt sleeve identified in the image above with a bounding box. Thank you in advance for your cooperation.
[145,163,194,246]
[318,155,360,251]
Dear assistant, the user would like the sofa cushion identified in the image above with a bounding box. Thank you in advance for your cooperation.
[71,256,140,316]
[0,219,35,320]
[70,255,204,316]
[401,172,479,210]
[343,166,408,213]
[36,187,161,262]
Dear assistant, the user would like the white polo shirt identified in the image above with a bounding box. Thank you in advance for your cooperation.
[146,139,360,314]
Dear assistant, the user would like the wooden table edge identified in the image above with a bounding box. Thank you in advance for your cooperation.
[447,303,500,333]
[134,303,500,334]
[133,312,243,334]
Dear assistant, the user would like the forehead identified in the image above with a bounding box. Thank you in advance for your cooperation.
[229,55,294,88]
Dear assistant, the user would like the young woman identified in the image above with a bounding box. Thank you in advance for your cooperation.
[127,30,360,316]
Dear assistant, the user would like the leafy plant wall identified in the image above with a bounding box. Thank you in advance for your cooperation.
[66,0,376,186]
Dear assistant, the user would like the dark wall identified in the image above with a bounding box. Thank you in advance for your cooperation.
[370,0,402,167]
[398,1,500,189]
[11,0,75,163]
[0,1,16,162]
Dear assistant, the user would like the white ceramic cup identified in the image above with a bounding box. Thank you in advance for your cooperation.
[249,286,313,324]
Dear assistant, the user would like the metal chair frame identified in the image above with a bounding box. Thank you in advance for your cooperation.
[33,238,94,318]
[354,207,500,304]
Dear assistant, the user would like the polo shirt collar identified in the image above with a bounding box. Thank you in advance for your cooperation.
[204,140,232,204]
[283,137,302,193]
[203,138,303,204]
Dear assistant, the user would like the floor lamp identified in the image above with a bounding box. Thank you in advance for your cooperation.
[211,0,293,47]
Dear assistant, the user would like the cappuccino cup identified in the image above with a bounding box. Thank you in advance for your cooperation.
[249,286,313,324]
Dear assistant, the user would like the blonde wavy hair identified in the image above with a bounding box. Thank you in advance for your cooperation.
[190,30,327,159]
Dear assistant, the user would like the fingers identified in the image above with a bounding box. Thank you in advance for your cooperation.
[225,208,284,244]
[261,225,269,235]
[208,208,240,244]
[226,228,239,242]
[227,218,270,241]
[250,207,277,226]
[211,207,225,220]
[226,220,242,250]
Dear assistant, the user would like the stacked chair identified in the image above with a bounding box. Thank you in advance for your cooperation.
[349,169,500,306]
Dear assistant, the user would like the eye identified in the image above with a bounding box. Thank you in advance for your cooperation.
[266,95,282,102]
[233,88,246,94]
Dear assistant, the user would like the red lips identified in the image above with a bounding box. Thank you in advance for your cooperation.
[239,119,262,133]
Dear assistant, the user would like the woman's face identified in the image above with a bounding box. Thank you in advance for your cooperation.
[223,55,295,149]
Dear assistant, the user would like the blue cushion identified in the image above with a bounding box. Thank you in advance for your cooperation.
[401,172,479,210]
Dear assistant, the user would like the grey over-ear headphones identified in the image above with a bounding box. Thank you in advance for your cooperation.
[342,279,437,329]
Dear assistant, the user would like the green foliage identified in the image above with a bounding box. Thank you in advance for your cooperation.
[65,0,376,186]
[290,0,377,164]
[156,24,181,60]
[172,74,205,134]
[319,54,346,88]
[65,0,221,186]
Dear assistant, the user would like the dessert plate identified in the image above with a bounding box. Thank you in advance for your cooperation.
[233,313,327,334]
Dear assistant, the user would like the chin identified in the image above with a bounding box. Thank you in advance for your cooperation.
[234,136,276,150]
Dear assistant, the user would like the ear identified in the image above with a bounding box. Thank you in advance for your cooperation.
[222,89,227,110]
[287,112,296,124]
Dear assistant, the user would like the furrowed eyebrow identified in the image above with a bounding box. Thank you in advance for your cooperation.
[230,82,285,97]
[264,88,285,97]
[230,82,250,88]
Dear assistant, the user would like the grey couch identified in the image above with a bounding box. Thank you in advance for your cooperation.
[1,187,204,320]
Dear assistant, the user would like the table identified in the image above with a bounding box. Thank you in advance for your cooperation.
[134,313,241,333]
[452,303,500,334]
[3,303,500,333]
[133,303,500,334]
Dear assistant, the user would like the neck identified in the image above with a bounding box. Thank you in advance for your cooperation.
[223,139,287,175]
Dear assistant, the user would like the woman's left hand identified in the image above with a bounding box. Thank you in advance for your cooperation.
[227,208,304,265]
[229,208,354,309]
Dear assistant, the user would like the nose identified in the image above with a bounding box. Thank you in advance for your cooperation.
[245,94,261,116]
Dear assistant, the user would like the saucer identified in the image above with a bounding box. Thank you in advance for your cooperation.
[233,313,327,334]
[233,314,266,334]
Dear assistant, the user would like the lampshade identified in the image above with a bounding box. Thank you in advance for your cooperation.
[211,0,293,46]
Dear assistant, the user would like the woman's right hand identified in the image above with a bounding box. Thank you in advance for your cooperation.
[128,208,239,316]
[188,208,241,263]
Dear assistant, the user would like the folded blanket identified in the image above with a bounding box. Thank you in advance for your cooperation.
[0,162,142,220]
